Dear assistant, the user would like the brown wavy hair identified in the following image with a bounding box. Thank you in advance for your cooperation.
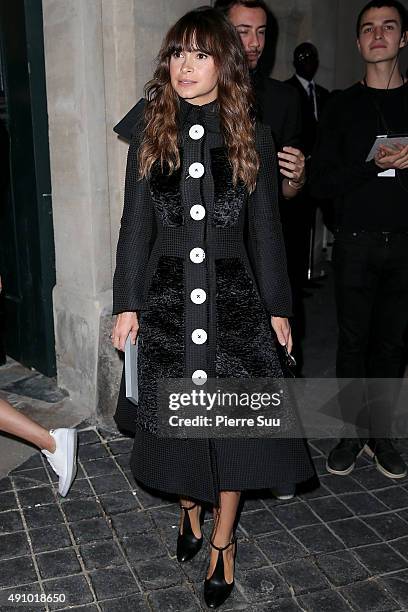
[138,6,259,193]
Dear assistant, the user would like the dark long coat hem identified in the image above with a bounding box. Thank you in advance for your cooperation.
[114,377,316,506]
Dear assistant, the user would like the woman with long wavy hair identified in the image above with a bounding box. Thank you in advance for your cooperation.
[111,6,314,608]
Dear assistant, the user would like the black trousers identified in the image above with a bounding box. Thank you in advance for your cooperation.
[281,192,315,374]
[333,230,408,438]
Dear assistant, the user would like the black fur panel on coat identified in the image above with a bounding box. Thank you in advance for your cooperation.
[215,258,282,378]
[210,148,247,228]
[136,256,184,433]
[148,154,184,227]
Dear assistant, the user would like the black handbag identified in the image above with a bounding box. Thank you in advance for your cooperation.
[277,344,297,379]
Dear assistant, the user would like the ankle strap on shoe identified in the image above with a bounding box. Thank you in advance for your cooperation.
[210,535,236,552]
[180,502,199,511]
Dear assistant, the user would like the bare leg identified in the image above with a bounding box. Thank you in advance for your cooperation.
[0,398,56,453]
[207,491,240,583]
[179,497,202,538]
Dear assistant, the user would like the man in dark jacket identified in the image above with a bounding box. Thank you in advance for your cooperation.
[285,43,332,287]
[214,0,306,198]
[286,43,330,158]
[215,0,314,383]
[311,0,408,479]
[214,0,308,501]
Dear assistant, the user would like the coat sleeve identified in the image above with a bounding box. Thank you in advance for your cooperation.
[248,124,292,318]
[282,85,303,151]
[112,132,156,315]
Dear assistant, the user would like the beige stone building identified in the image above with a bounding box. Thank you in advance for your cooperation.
[37,0,401,428]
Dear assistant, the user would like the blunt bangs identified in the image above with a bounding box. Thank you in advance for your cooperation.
[164,15,222,60]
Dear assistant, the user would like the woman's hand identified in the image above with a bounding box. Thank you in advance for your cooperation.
[111,311,139,352]
[271,316,293,354]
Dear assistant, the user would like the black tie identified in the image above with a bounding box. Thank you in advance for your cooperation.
[308,82,317,119]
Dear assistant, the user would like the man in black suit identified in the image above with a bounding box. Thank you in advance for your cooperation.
[285,43,332,292]
[214,0,308,500]
[214,1,308,378]
[286,43,330,158]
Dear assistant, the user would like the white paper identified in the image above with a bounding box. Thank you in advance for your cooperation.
[366,135,408,162]
[125,335,139,405]
[377,169,396,178]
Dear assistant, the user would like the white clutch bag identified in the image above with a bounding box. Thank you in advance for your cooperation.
[125,335,139,405]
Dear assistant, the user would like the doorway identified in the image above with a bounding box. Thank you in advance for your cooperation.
[0,0,56,376]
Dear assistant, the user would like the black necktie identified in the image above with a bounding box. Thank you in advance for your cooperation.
[308,82,317,120]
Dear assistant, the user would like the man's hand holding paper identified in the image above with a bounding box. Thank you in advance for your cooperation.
[375,143,408,170]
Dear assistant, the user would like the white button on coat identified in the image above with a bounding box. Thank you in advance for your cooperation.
[189,248,205,263]
[190,205,206,220]
[189,124,205,140]
[192,329,207,344]
[192,370,208,385]
[190,289,207,304]
[188,162,205,178]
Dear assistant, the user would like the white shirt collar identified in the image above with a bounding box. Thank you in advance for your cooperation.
[295,74,315,92]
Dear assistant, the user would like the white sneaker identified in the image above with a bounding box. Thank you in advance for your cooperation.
[41,428,78,497]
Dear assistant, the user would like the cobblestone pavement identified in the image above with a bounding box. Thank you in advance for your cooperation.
[0,425,408,611]
[1,271,408,611]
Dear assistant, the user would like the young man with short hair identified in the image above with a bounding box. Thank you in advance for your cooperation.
[311,0,408,479]
[215,0,309,501]
[214,0,306,199]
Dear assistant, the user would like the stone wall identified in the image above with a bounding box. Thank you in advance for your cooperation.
[43,0,112,421]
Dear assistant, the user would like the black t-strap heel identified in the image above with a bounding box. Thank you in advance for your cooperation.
[204,535,237,608]
[176,502,203,563]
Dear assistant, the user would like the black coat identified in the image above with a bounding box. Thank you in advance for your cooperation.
[113,98,293,432]
[285,75,330,157]
[112,99,315,503]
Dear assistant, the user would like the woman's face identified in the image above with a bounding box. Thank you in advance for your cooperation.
[170,48,218,105]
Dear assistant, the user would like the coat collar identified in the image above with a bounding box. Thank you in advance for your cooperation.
[178,97,221,134]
